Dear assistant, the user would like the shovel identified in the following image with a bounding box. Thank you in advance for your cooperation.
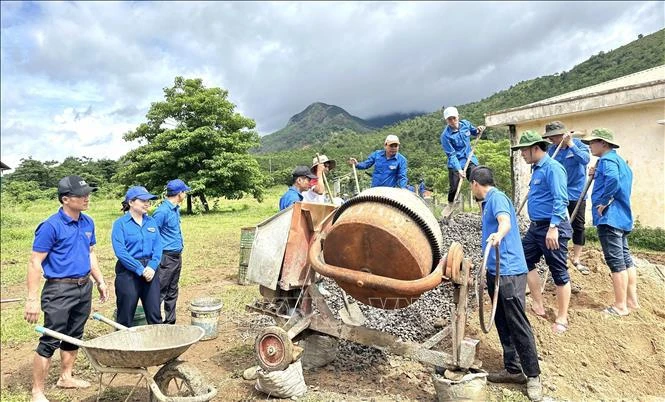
[316,154,366,326]
[441,130,484,224]
[352,163,361,196]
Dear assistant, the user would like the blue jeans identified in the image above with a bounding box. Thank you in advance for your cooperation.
[597,224,633,273]
[522,221,572,286]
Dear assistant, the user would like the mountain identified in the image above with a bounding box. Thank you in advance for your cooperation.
[257,102,375,153]
[364,111,427,128]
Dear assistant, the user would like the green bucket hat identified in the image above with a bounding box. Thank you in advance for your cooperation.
[542,121,567,138]
[581,128,620,148]
[511,130,551,151]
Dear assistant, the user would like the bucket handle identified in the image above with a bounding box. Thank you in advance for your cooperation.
[308,232,444,296]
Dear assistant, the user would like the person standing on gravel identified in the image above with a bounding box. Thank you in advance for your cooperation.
[542,121,591,274]
[440,106,485,209]
[153,179,191,324]
[512,131,573,335]
[25,175,108,402]
[581,129,638,317]
[470,166,542,401]
[348,135,408,189]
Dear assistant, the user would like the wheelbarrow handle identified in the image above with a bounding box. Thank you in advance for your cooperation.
[92,313,130,331]
[35,326,85,347]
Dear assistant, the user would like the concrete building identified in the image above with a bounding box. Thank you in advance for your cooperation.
[486,65,665,229]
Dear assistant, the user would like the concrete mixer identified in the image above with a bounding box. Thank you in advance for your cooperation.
[245,188,480,379]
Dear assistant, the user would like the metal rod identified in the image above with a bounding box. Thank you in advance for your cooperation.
[92,313,130,331]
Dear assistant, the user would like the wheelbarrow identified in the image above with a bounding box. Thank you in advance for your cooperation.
[35,313,217,402]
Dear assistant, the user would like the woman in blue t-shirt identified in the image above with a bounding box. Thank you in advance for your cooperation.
[111,186,163,326]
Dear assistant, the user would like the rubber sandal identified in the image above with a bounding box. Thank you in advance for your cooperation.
[552,321,568,334]
[601,306,628,317]
[573,261,590,275]
[530,306,547,319]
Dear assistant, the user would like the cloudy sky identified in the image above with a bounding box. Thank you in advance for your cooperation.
[1,1,663,169]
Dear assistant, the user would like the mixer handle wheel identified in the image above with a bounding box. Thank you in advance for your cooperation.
[255,326,294,372]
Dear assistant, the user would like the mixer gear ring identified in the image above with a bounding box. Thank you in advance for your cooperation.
[255,326,293,372]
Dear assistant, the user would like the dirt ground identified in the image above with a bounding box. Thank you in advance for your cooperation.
[2,247,664,401]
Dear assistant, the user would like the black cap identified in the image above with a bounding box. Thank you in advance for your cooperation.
[58,175,98,196]
[292,166,317,179]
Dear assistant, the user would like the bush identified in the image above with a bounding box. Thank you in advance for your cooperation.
[586,220,665,252]
[1,180,55,202]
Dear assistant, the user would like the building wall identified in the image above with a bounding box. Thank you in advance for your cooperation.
[511,100,665,228]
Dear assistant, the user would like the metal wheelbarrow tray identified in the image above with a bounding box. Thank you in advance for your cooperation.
[36,313,217,402]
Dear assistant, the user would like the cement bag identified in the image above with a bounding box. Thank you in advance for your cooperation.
[432,371,487,402]
[299,334,338,369]
[255,360,307,399]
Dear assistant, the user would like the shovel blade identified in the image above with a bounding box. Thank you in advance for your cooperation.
[339,303,366,327]
[441,205,456,225]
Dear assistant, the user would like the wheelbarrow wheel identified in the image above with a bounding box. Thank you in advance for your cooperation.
[150,360,208,401]
[255,326,294,372]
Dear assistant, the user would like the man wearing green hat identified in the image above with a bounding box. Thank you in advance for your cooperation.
[581,128,638,317]
[543,121,591,275]
[512,131,572,334]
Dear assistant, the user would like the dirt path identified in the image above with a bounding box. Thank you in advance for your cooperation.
[2,248,664,401]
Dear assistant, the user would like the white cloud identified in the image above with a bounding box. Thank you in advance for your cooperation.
[1,1,663,171]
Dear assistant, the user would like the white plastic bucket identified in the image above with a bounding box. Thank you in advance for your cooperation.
[189,297,223,340]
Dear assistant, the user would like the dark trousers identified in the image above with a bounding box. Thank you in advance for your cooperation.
[522,221,572,286]
[567,199,586,246]
[487,273,541,378]
[115,261,161,327]
[37,279,92,358]
[158,251,182,324]
[448,164,476,203]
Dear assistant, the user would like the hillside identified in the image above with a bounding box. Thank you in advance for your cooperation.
[257,102,375,152]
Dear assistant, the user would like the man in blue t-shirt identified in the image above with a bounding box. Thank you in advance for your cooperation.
[25,176,108,401]
[582,128,638,317]
[348,135,408,188]
[542,121,591,274]
[512,131,573,335]
[279,166,317,210]
[471,166,542,401]
[153,179,191,324]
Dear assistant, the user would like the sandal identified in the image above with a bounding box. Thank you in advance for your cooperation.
[552,321,568,334]
[573,261,590,275]
[601,306,629,317]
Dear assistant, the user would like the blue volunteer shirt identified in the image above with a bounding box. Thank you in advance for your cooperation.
[527,155,568,225]
[355,150,408,188]
[440,120,480,171]
[111,213,163,276]
[591,150,633,231]
[32,208,96,279]
[481,188,528,276]
[279,186,303,210]
[152,199,184,252]
[548,138,590,200]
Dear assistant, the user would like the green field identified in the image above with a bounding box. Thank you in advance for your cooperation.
[0,186,286,346]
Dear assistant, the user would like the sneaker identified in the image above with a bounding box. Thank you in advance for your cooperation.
[487,369,527,384]
[527,376,543,401]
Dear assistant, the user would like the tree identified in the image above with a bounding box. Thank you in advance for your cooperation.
[116,77,265,213]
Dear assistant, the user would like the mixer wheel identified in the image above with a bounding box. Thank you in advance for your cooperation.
[255,326,293,372]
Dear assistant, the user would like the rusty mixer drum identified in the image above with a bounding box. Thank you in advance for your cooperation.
[315,187,444,309]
